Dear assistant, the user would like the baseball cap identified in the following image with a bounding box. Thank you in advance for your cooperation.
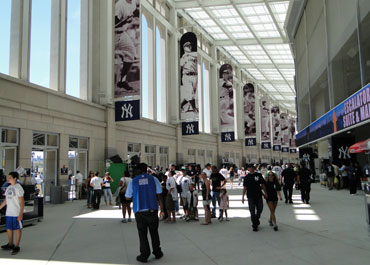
[183,41,191,48]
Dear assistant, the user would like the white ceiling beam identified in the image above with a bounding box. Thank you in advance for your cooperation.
[240,63,294,69]
[214,38,285,46]
[172,0,289,9]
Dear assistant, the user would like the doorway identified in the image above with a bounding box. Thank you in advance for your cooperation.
[31,149,57,202]
[68,150,87,178]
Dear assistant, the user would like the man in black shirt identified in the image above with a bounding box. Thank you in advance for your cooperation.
[281,164,296,204]
[210,166,226,218]
[242,164,267,231]
[297,162,311,204]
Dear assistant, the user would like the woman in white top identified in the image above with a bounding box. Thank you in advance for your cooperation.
[102,172,114,206]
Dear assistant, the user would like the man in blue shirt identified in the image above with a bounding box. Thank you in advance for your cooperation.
[125,163,164,263]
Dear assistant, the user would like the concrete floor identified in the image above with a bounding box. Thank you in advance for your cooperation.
[1,183,369,265]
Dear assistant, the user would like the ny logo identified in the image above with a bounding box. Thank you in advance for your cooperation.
[248,139,254,146]
[263,143,269,148]
[225,133,232,141]
[121,104,133,119]
[338,146,350,159]
[186,123,195,134]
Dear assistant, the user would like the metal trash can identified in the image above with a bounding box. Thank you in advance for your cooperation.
[50,186,63,204]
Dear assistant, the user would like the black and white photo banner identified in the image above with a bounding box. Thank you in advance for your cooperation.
[280,112,289,148]
[114,0,140,121]
[289,117,296,147]
[180,32,199,135]
[260,95,271,149]
[219,64,235,142]
[271,105,281,151]
[243,83,256,146]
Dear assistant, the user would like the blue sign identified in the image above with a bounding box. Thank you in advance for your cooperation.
[297,83,370,147]
[261,142,271,149]
[245,138,257,146]
[221,132,235,142]
[115,100,140,121]
[282,147,289,153]
[182,121,199,135]
[273,145,281,151]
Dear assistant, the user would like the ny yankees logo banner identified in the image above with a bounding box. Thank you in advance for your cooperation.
[260,96,271,148]
[271,105,281,151]
[114,0,140,121]
[219,64,235,142]
[115,100,140,121]
[243,83,256,146]
[180,32,199,135]
[281,147,289,153]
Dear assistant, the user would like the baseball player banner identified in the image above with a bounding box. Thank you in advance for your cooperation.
[289,118,296,147]
[243,83,256,146]
[271,105,281,151]
[114,0,140,121]
[219,64,235,142]
[280,112,289,147]
[180,32,199,135]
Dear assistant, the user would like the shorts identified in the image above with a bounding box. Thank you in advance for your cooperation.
[180,197,188,208]
[120,193,131,204]
[166,196,175,212]
[6,216,23,231]
[202,200,211,206]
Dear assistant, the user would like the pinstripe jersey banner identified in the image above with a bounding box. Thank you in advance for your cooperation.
[271,105,281,150]
[280,112,289,148]
[243,83,256,146]
[219,64,235,142]
[260,96,271,149]
[180,32,199,135]
[289,117,296,147]
[114,0,140,121]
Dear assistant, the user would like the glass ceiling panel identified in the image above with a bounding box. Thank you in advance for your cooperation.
[260,68,284,80]
[261,83,277,92]
[275,84,293,92]
[240,3,280,38]
[247,68,265,80]
[279,69,295,81]
[273,95,285,100]
[269,1,290,36]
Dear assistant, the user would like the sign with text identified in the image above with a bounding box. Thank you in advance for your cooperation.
[297,83,370,147]
[219,64,235,142]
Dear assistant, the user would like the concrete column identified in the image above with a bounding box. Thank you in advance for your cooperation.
[210,47,219,134]
[50,0,67,93]
[105,107,117,158]
[81,0,92,101]
[19,129,32,169]
[9,0,30,80]
[176,126,183,165]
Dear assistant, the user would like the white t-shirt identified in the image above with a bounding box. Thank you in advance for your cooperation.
[220,168,228,178]
[76,173,83,184]
[90,176,103,190]
[166,177,178,201]
[180,176,191,198]
[203,168,212,178]
[5,183,24,217]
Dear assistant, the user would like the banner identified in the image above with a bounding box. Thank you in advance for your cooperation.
[260,95,271,148]
[280,112,289,147]
[282,147,289,153]
[180,32,199,135]
[219,64,235,142]
[289,118,296,147]
[290,149,297,154]
[243,83,256,146]
[114,0,140,121]
[271,105,281,150]
[297,83,370,147]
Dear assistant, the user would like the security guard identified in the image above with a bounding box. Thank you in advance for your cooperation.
[125,163,164,263]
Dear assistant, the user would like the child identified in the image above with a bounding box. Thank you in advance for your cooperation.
[0,172,25,255]
[185,184,198,222]
[219,188,229,222]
